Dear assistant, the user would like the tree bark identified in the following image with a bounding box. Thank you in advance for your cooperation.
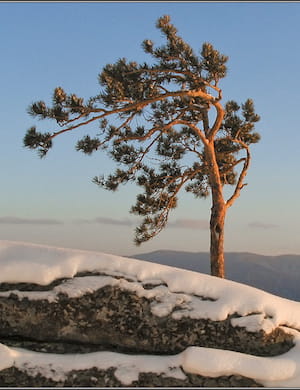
[205,141,226,279]
[210,203,226,278]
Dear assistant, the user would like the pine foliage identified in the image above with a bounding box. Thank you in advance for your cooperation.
[24,15,260,245]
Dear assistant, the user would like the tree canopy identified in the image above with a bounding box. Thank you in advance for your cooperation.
[24,15,260,277]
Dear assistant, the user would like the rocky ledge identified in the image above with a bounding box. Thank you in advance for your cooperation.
[0,241,299,387]
[0,272,296,387]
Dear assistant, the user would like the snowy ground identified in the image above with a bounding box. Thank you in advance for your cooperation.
[0,240,300,386]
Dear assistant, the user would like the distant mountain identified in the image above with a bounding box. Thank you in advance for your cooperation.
[131,250,300,301]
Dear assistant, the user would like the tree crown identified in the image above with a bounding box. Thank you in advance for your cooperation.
[24,15,260,245]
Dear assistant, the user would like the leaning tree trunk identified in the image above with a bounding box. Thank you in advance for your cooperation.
[210,202,226,278]
[205,140,227,279]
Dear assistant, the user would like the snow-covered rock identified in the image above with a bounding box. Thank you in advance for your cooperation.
[0,240,300,387]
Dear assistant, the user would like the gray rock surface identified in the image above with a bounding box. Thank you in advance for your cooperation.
[0,366,261,387]
[0,272,295,387]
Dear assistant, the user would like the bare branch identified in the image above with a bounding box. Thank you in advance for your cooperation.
[207,100,225,141]
[226,139,251,208]
[220,157,246,176]
[127,134,161,176]
[51,114,106,139]
[158,85,170,93]
[176,120,208,145]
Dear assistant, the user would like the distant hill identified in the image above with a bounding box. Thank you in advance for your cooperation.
[131,250,300,301]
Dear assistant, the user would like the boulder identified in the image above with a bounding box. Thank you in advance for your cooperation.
[0,272,295,387]
[0,241,299,387]
[0,274,294,356]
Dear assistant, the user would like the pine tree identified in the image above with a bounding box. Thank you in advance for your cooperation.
[23,15,260,278]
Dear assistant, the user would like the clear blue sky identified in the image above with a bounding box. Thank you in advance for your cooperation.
[0,1,299,257]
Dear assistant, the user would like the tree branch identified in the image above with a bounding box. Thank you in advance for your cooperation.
[44,88,220,144]
[225,139,251,208]
[128,134,161,176]
[207,99,225,141]
[220,157,246,175]
[176,120,208,146]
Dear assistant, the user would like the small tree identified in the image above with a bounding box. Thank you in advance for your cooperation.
[24,15,260,278]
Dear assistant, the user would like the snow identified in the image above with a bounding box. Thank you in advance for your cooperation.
[182,344,298,383]
[1,338,300,386]
[0,345,185,385]
[1,239,300,386]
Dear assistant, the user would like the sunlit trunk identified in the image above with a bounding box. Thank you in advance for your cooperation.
[205,141,226,278]
[210,203,226,278]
